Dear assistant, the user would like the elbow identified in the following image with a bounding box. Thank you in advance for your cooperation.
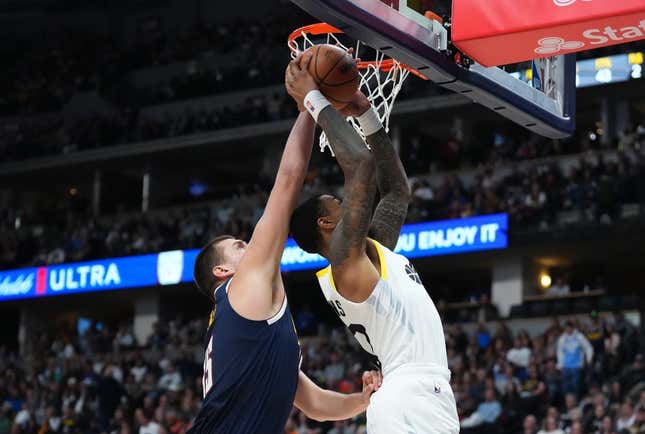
[383,184,411,206]
[398,184,412,203]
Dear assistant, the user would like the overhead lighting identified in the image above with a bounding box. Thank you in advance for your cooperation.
[539,272,552,289]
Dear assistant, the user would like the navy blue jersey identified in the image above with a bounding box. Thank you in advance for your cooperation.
[188,279,301,434]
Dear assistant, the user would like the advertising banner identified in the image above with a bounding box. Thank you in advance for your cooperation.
[452,0,645,66]
[0,214,508,302]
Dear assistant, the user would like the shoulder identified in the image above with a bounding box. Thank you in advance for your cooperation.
[213,278,232,302]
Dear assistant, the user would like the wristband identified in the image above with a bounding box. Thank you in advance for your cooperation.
[356,107,383,136]
[303,90,331,122]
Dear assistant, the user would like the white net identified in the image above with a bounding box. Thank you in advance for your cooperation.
[289,27,411,154]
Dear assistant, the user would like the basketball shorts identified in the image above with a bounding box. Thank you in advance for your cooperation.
[366,364,459,434]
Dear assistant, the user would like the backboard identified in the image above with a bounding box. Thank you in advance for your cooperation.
[289,0,577,138]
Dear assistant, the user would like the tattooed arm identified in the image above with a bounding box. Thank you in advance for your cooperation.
[286,63,380,300]
[365,128,411,250]
[317,106,377,267]
[340,92,411,250]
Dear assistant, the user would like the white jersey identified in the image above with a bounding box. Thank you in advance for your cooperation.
[317,239,458,433]
[316,239,450,378]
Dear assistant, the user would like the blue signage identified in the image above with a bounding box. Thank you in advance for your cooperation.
[0,254,160,302]
[0,214,507,302]
[395,213,508,258]
[279,213,508,271]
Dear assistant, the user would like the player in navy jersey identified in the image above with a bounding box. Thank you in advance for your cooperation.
[187,57,382,434]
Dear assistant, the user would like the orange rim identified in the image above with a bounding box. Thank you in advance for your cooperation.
[424,10,443,25]
[288,23,428,80]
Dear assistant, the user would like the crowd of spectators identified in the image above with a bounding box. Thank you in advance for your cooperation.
[0,1,306,117]
[0,185,268,270]
[0,0,641,167]
[450,314,644,434]
[0,308,642,434]
[2,130,645,271]
[0,92,298,162]
[406,135,645,228]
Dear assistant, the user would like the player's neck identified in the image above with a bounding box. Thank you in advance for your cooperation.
[319,246,331,261]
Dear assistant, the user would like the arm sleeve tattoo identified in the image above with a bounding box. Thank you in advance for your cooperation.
[365,128,411,250]
[317,107,377,266]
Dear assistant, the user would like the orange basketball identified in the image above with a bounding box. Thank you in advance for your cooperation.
[304,44,359,110]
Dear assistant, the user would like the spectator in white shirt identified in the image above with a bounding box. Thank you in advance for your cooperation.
[508,336,532,369]
[413,179,434,201]
[13,403,30,428]
[115,326,136,351]
[136,408,164,434]
[616,401,636,432]
[548,278,571,296]
[131,357,148,383]
[537,415,564,434]
[157,362,182,392]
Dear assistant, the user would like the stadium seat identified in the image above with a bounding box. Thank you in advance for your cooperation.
[621,204,641,218]
[528,301,550,317]
[598,296,622,312]
[572,298,595,314]
[510,304,527,318]
[552,299,570,315]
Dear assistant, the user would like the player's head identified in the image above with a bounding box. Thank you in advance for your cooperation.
[290,194,342,256]
[194,235,248,302]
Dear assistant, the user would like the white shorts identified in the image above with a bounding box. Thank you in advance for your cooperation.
[366,365,459,434]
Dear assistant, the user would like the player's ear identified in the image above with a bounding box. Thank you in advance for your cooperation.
[213,265,234,279]
[317,216,336,230]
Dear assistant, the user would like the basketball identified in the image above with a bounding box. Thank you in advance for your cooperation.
[304,44,359,110]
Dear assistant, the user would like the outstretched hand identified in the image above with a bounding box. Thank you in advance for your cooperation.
[360,370,382,406]
[285,52,318,112]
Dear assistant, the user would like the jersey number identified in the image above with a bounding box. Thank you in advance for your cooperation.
[202,336,213,398]
[328,300,382,369]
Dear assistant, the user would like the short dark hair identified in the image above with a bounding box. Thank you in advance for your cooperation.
[194,235,234,301]
[290,195,325,254]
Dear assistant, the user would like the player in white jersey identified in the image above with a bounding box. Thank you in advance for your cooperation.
[286,62,459,433]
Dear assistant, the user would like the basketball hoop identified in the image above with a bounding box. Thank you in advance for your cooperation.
[288,23,427,154]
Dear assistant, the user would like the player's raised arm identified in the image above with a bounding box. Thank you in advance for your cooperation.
[285,55,377,268]
[228,85,315,320]
[317,106,378,267]
[340,92,411,250]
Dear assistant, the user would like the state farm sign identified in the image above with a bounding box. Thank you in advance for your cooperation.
[553,0,592,7]
[452,0,645,66]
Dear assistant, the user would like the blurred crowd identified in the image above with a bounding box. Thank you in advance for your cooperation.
[405,134,645,228]
[0,2,307,163]
[3,130,645,271]
[451,314,645,434]
[0,186,269,270]
[0,93,298,162]
[0,3,304,117]
[0,0,640,167]
[0,316,208,434]
[0,309,642,434]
